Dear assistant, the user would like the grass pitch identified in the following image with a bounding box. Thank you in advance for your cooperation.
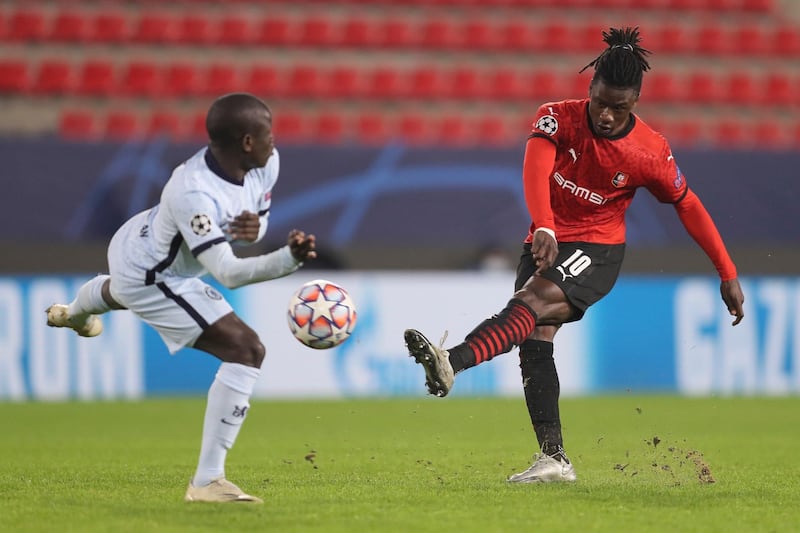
[1,396,797,532]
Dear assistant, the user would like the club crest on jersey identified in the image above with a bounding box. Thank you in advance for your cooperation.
[535,115,558,136]
[204,286,223,300]
[190,214,212,236]
[611,171,628,188]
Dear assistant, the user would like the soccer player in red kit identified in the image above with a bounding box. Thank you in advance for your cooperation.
[404,27,745,483]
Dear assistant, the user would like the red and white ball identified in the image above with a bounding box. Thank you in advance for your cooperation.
[287,279,357,349]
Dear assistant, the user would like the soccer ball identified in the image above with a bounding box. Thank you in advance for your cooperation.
[287,279,357,349]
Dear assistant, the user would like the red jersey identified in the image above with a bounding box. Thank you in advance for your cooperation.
[525,99,687,244]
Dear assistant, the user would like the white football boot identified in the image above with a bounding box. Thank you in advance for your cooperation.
[404,329,455,397]
[45,304,103,337]
[184,477,263,503]
[508,452,577,483]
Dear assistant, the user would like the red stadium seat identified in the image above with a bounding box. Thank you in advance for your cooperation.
[539,21,574,52]
[132,12,178,44]
[312,112,346,144]
[771,26,800,57]
[420,18,460,49]
[218,15,252,46]
[478,115,510,146]
[177,14,214,45]
[76,60,116,96]
[189,111,208,141]
[162,62,202,97]
[105,111,140,141]
[355,112,389,146]
[50,11,89,42]
[0,60,29,93]
[119,61,160,97]
[246,65,281,95]
[32,59,73,95]
[365,67,403,99]
[7,9,47,42]
[273,111,307,144]
[327,66,363,98]
[285,65,323,98]
[449,66,483,100]
[731,25,767,56]
[486,68,526,101]
[407,66,447,99]
[649,24,690,54]
[499,22,534,51]
[721,71,756,105]
[762,72,795,107]
[644,71,680,103]
[298,16,335,47]
[712,119,745,147]
[89,11,129,43]
[742,0,774,12]
[59,109,96,140]
[461,19,499,51]
[435,114,471,146]
[147,111,184,139]
[693,23,731,55]
[669,118,703,147]
[379,19,415,48]
[528,69,561,101]
[751,120,786,149]
[255,16,292,46]
[204,63,242,96]
[685,71,719,104]
[340,16,377,47]
[396,113,430,145]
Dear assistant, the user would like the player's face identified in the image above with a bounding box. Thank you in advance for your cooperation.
[587,79,639,138]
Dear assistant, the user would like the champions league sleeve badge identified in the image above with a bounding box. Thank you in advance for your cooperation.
[190,214,213,236]
[534,115,559,136]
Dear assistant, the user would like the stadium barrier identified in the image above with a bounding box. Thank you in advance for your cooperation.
[1,273,797,401]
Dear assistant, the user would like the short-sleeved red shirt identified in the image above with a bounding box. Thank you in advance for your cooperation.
[525,98,687,244]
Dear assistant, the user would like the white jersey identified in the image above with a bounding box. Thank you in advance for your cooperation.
[114,147,279,285]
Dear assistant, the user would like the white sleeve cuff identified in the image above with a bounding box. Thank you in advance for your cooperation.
[534,227,557,242]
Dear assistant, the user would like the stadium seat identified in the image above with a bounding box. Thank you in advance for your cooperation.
[742,0,774,12]
[435,114,471,146]
[104,111,140,141]
[118,61,160,97]
[7,9,47,42]
[420,18,460,49]
[204,63,242,96]
[751,120,785,149]
[327,66,363,98]
[76,60,116,96]
[132,12,178,44]
[771,26,800,56]
[731,25,768,56]
[407,66,447,99]
[147,111,184,139]
[312,112,346,144]
[50,11,89,42]
[32,59,73,95]
[218,15,252,46]
[379,19,415,48]
[355,111,389,146]
[669,118,703,147]
[685,71,719,104]
[340,16,376,47]
[449,66,483,100]
[528,69,561,101]
[246,65,281,95]
[461,19,499,51]
[721,71,756,105]
[712,119,745,147]
[540,21,573,53]
[396,113,430,145]
[162,63,202,97]
[286,65,323,98]
[255,16,292,46]
[477,115,510,146]
[59,109,96,140]
[693,24,731,55]
[762,72,794,107]
[89,11,129,43]
[298,16,335,47]
[0,60,29,93]
[486,68,526,101]
[365,67,403,99]
[177,14,214,45]
[644,71,680,103]
[189,111,208,140]
[650,24,690,54]
[499,22,533,51]
[273,110,307,143]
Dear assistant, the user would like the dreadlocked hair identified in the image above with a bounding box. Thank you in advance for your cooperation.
[580,27,651,92]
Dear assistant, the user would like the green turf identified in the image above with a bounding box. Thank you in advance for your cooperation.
[0,396,797,532]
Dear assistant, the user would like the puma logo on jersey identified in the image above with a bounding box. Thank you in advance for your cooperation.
[568,148,579,163]
[556,265,573,281]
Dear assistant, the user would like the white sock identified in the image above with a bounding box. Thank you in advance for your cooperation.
[67,275,112,323]
[192,362,260,487]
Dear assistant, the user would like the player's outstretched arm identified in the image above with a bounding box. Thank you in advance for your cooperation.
[673,189,744,325]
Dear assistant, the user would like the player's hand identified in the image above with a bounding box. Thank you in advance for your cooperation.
[531,231,558,276]
[288,229,317,262]
[228,211,261,242]
[720,278,745,326]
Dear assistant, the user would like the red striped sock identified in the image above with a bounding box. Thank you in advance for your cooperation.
[465,299,537,365]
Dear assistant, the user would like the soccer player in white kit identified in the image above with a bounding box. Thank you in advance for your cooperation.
[46,93,317,503]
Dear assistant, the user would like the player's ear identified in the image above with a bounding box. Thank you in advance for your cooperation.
[241,133,253,153]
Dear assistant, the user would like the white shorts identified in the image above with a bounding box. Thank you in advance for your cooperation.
[107,215,233,354]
